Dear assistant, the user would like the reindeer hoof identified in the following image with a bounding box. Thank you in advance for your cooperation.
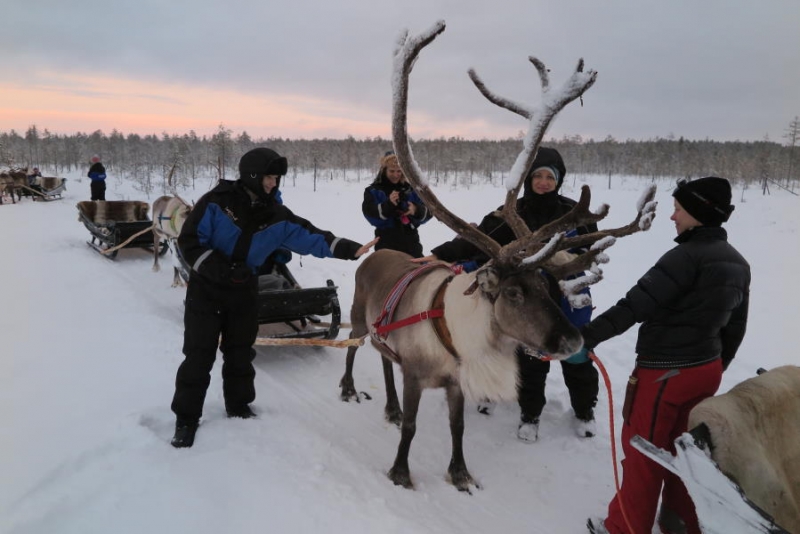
[340,388,359,403]
[449,466,480,493]
[388,467,414,489]
[385,407,403,427]
[339,377,359,402]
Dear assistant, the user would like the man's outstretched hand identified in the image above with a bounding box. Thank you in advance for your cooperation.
[355,237,380,258]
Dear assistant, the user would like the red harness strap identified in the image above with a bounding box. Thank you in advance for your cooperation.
[372,262,454,338]
[374,308,444,337]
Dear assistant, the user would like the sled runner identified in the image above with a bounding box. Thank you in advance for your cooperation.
[632,430,790,534]
[175,250,341,341]
[77,200,168,259]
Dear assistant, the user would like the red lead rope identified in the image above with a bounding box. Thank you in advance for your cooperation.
[590,351,636,534]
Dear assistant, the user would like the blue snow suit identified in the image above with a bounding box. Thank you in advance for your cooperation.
[171,179,363,423]
[362,172,431,258]
[87,162,106,201]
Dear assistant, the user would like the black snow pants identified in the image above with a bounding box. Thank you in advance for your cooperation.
[90,180,106,201]
[516,347,599,421]
[171,276,259,423]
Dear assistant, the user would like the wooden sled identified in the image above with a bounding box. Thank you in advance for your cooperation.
[77,200,168,259]
[20,177,68,201]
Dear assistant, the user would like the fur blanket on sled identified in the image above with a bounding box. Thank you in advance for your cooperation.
[77,201,150,225]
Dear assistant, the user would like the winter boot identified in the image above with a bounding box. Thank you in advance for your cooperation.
[171,420,199,448]
[226,404,256,419]
[517,414,540,443]
[575,409,596,438]
[586,517,609,534]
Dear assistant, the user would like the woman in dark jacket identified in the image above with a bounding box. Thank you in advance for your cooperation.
[416,147,600,442]
[170,147,376,448]
[585,177,750,534]
[362,152,432,258]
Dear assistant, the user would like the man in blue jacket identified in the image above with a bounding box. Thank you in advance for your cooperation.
[170,147,376,448]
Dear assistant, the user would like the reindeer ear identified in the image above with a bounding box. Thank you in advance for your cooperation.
[476,266,500,296]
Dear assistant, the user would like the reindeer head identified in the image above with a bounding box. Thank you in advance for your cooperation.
[474,260,581,357]
[392,21,657,359]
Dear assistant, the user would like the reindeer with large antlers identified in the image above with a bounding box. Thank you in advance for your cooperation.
[339,21,657,492]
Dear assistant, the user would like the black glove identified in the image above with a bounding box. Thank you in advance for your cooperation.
[333,238,363,260]
[229,263,253,285]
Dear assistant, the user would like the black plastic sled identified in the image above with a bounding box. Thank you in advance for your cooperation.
[77,200,168,259]
[175,251,341,341]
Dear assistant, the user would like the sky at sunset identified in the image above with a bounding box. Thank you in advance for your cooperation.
[2,0,799,142]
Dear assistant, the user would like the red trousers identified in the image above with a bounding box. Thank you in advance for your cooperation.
[603,359,723,534]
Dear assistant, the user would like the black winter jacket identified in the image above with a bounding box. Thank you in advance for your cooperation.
[362,175,431,257]
[432,191,597,264]
[179,180,362,288]
[581,226,750,370]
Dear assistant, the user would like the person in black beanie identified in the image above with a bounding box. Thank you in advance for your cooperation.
[413,147,600,442]
[170,147,377,449]
[584,176,750,534]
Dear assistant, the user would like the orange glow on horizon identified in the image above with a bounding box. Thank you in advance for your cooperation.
[0,72,505,140]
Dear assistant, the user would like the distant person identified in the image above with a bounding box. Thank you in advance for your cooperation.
[170,147,378,449]
[26,166,41,186]
[585,177,750,534]
[361,151,432,258]
[87,155,106,201]
[26,167,43,198]
[413,147,599,441]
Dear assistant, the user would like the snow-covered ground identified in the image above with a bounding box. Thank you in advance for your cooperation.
[1,169,796,534]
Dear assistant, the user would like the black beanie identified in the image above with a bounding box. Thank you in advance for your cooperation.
[523,147,567,196]
[238,147,287,199]
[672,176,735,226]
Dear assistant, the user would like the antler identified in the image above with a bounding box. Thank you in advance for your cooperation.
[521,184,658,273]
[550,184,658,257]
[392,21,501,258]
[469,57,597,239]
[391,21,598,260]
[498,186,608,262]
[539,185,658,306]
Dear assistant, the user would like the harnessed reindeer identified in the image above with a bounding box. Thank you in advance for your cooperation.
[151,194,191,286]
[339,21,658,492]
[150,163,192,286]
[0,169,27,204]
